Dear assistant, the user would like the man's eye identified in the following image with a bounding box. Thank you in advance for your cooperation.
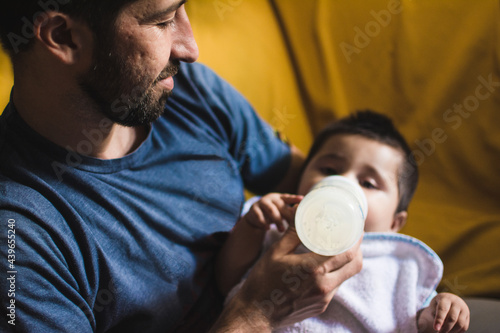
[157,15,176,29]
[157,20,175,28]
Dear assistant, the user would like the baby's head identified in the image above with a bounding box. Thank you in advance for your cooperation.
[297,110,418,233]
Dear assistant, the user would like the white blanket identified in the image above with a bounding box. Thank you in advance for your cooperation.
[229,231,443,333]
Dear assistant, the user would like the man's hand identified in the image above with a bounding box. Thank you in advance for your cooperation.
[211,226,363,331]
[417,292,470,333]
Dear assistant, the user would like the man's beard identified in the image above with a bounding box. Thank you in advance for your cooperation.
[78,41,180,127]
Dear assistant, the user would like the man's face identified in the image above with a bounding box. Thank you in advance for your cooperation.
[297,134,405,232]
[79,0,198,127]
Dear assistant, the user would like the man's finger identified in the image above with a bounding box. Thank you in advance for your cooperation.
[271,226,302,256]
[324,243,363,287]
[320,235,363,273]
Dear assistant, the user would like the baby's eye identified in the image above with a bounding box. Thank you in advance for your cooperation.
[320,167,337,175]
[361,180,377,189]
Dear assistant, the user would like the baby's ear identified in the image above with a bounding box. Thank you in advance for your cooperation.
[391,211,408,232]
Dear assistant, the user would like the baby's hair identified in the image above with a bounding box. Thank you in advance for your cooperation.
[303,110,418,212]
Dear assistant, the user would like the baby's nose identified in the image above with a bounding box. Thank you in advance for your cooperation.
[338,172,357,183]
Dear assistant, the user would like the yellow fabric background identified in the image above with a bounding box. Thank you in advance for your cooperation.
[187,0,500,298]
[0,50,12,109]
[1,0,499,298]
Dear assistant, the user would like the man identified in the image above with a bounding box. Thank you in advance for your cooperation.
[0,0,362,331]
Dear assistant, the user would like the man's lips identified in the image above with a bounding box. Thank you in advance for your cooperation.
[156,61,179,91]
[157,76,174,90]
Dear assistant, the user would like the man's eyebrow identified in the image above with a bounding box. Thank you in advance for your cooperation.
[141,0,188,23]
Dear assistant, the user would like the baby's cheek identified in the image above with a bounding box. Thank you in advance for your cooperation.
[363,215,377,232]
[363,209,390,232]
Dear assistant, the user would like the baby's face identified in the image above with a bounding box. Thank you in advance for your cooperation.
[297,134,407,232]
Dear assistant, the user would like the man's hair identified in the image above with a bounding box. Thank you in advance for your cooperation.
[303,110,419,213]
[0,0,137,55]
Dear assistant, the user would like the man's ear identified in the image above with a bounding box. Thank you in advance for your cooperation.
[391,211,408,232]
[35,12,91,65]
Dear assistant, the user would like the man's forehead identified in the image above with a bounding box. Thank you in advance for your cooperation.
[120,0,186,21]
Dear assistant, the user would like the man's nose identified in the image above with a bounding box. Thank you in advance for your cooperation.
[170,6,199,63]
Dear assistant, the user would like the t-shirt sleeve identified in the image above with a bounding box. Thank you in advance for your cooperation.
[0,208,95,332]
[177,63,292,194]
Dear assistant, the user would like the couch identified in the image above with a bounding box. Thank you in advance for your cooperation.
[1,0,499,330]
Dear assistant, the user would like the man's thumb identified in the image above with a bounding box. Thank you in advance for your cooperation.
[271,226,302,256]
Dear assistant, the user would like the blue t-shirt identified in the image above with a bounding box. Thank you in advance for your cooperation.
[0,63,291,332]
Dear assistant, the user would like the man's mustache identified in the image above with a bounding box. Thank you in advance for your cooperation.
[155,60,180,83]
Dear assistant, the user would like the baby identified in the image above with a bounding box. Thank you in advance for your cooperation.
[216,111,469,332]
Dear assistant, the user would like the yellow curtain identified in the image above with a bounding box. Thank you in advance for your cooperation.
[190,0,500,298]
[1,0,499,298]
[0,50,12,111]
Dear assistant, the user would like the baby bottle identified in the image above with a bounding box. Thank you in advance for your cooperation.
[295,175,368,256]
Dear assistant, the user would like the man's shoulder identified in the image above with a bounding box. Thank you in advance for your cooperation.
[0,173,58,216]
[163,62,252,143]
[174,62,244,104]
[178,62,219,82]
[0,102,13,147]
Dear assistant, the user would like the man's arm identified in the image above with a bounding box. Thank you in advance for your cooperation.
[272,145,305,194]
[210,226,363,332]
[215,217,267,296]
[0,210,94,332]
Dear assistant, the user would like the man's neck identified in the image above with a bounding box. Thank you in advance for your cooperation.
[12,83,149,160]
